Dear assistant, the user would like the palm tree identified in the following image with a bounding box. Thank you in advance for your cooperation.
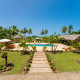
[19,42,28,51]
[44,29,48,36]
[28,28,32,36]
[41,29,44,35]
[49,34,59,52]
[11,25,19,36]
[78,29,80,34]
[20,29,24,35]
[49,35,55,52]
[68,25,73,34]
[21,28,28,37]
[61,26,67,34]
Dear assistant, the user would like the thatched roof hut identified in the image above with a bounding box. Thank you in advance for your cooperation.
[13,35,23,39]
[59,34,80,41]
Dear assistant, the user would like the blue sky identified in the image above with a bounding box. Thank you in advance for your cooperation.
[0,0,80,36]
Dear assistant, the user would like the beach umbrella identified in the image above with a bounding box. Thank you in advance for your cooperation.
[0,39,11,43]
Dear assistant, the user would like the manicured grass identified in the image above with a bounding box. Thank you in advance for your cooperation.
[0,52,29,74]
[49,52,80,72]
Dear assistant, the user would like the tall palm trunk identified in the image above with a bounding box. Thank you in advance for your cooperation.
[52,43,53,52]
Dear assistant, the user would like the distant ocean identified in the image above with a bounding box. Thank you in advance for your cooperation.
[24,36,43,38]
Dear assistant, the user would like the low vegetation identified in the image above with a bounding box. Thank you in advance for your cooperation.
[0,52,29,74]
[24,53,34,73]
[31,46,36,51]
[49,52,80,72]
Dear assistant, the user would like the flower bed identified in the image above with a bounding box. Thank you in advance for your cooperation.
[0,63,14,73]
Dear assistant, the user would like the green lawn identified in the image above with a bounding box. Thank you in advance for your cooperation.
[0,52,29,74]
[49,52,80,72]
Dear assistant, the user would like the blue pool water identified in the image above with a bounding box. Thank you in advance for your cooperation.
[28,44,56,47]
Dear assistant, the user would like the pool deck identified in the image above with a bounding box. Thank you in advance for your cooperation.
[8,43,69,51]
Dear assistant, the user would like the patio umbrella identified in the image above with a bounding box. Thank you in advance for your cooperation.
[0,39,11,43]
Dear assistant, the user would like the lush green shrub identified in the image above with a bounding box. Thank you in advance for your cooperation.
[3,67,6,70]
[29,57,33,60]
[59,52,62,54]
[21,50,30,55]
[48,59,51,62]
[29,60,32,63]
[19,42,28,51]
[0,67,2,71]
[0,65,3,68]
[46,54,49,58]
[31,46,36,51]
[27,64,31,67]
[30,56,33,59]
[50,65,54,69]
[0,44,3,51]
[31,54,34,58]
[47,56,49,59]
[43,46,47,51]
[26,67,29,71]
[49,62,53,65]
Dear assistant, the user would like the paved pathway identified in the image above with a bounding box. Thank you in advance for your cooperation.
[0,72,80,80]
[29,51,52,73]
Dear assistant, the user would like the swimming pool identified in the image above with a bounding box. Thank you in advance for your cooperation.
[28,44,56,47]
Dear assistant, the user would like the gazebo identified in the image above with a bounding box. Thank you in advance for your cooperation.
[13,35,23,39]
[13,35,23,42]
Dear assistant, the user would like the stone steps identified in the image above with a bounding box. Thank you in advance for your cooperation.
[29,68,52,73]
[29,51,52,73]
[33,58,47,61]
[32,61,48,64]
[31,64,50,68]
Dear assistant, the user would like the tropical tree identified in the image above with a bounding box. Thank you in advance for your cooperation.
[78,29,80,34]
[49,34,59,52]
[72,42,80,51]
[27,36,32,44]
[68,25,73,34]
[61,26,67,34]
[49,35,55,52]
[31,46,36,51]
[23,28,28,37]
[44,29,48,36]
[71,31,77,34]
[20,29,24,35]
[19,42,28,51]
[41,29,45,35]
[28,28,32,36]
[1,52,8,67]
[10,25,19,36]
[0,26,7,39]
[7,27,13,39]
[42,36,49,43]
